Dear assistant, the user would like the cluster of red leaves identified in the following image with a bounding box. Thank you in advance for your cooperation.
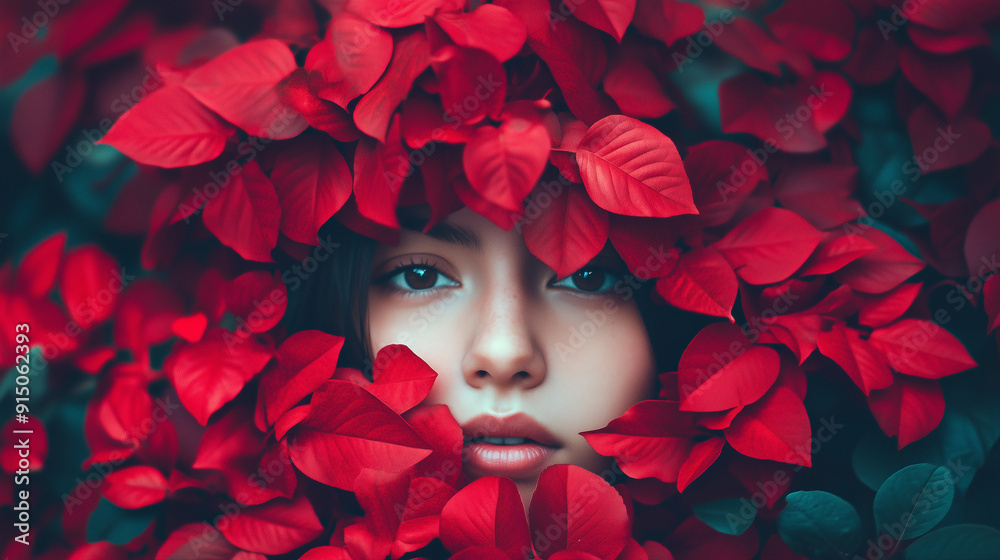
[4,0,1000,558]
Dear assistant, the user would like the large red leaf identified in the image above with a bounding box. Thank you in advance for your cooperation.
[432,4,527,62]
[288,380,432,490]
[724,386,812,467]
[577,115,696,218]
[201,161,281,263]
[220,492,324,555]
[677,323,780,412]
[271,135,352,245]
[366,344,439,415]
[98,85,234,168]
[439,476,531,559]
[656,247,738,321]
[353,30,431,142]
[868,319,977,378]
[867,375,944,449]
[164,328,273,425]
[306,12,392,108]
[182,39,306,139]
[260,330,344,426]
[528,464,630,559]
[463,114,551,212]
[522,183,610,278]
[713,207,823,285]
[816,323,893,395]
[59,244,121,329]
[581,400,700,483]
[102,465,168,509]
[570,0,635,42]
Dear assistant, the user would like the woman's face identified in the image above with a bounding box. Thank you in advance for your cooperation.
[367,207,657,505]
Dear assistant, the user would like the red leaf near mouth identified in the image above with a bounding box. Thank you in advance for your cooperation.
[201,161,281,263]
[219,492,324,555]
[439,476,531,559]
[816,323,893,395]
[577,115,696,218]
[271,135,353,245]
[713,207,823,285]
[367,344,439,415]
[867,375,945,449]
[867,319,977,379]
[260,330,344,426]
[724,386,812,467]
[677,323,780,412]
[528,464,630,559]
[581,400,700,484]
[522,183,610,279]
[288,380,432,490]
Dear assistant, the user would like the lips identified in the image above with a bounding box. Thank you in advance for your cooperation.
[461,413,561,480]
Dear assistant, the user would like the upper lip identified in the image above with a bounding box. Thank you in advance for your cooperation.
[461,413,562,447]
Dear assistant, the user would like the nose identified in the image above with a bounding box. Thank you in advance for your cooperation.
[461,280,547,390]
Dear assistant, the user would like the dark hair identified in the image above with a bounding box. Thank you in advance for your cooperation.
[283,210,704,377]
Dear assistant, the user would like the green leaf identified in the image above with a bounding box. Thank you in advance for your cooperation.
[874,463,954,541]
[904,524,1000,560]
[777,491,864,560]
[86,497,155,545]
[693,498,756,536]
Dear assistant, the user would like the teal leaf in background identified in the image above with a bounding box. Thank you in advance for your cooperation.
[693,497,756,536]
[903,524,1000,560]
[86,497,155,545]
[777,490,864,560]
[874,463,954,542]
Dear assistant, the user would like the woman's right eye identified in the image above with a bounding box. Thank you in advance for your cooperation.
[380,265,460,293]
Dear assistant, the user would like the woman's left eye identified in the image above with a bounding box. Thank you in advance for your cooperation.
[550,267,619,293]
[383,265,459,292]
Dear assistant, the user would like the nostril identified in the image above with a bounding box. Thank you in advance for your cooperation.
[513,371,529,380]
[475,370,489,379]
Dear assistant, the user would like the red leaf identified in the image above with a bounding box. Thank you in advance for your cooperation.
[867,375,944,449]
[353,30,431,142]
[834,227,924,294]
[906,0,1000,32]
[963,198,1000,279]
[201,161,281,263]
[103,465,168,509]
[798,233,877,277]
[154,523,243,560]
[172,313,209,342]
[603,58,675,119]
[432,4,527,62]
[288,380,432,490]
[900,47,971,119]
[225,271,287,333]
[522,183,610,278]
[577,115,696,218]
[97,86,234,167]
[842,28,900,85]
[272,135,352,244]
[714,17,792,76]
[182,39,306,139]
[656,247,738,321]
[985,274,1000,333]
[352,468,410,559]
[713,207,823,285]
[908,24,992,54]
[165,328,273,425]
[16,232,66,297]
[725,386,812,467]
[772,163,864,229]
[393,475,458,556]
[353,114,409,232]
[816,323,893,395]
[528,464,630,559]
[367,344,439,415]
[439,476,531,559]
[431,46,506,127]
[260,330,344,426]
[868,319,977,379]
[676,436,725,491]
[346,0,463,27]
[856,282,922,328]
[571,0,635,42]
[719,72,851,153]
[763,0,856,62]
[662,515,759,560]
[59,244,121,329]
[683,140,767,228]
[463,116,551,212]
[220,492,324,555]
[113,278,186,365]
[581,400,700,483]
[276,70,361,141]
[633,0,704,47]
[905,104,990,173]
[403,404,464,487]
[306,13,392,108]
[11,72,84,174]
[677,323,780,411]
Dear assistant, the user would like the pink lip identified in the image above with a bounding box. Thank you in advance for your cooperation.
[461,414,561,480]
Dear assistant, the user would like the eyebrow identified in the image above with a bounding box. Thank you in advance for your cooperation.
[423,222,481,252]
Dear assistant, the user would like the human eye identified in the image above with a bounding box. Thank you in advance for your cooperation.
[549,266,621,294]
[372,257,460,295]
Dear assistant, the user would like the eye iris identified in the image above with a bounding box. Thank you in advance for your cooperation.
[404,267,437,289]
[573,269,605,291]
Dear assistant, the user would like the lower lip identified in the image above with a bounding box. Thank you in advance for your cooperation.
[464,441,558,480]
